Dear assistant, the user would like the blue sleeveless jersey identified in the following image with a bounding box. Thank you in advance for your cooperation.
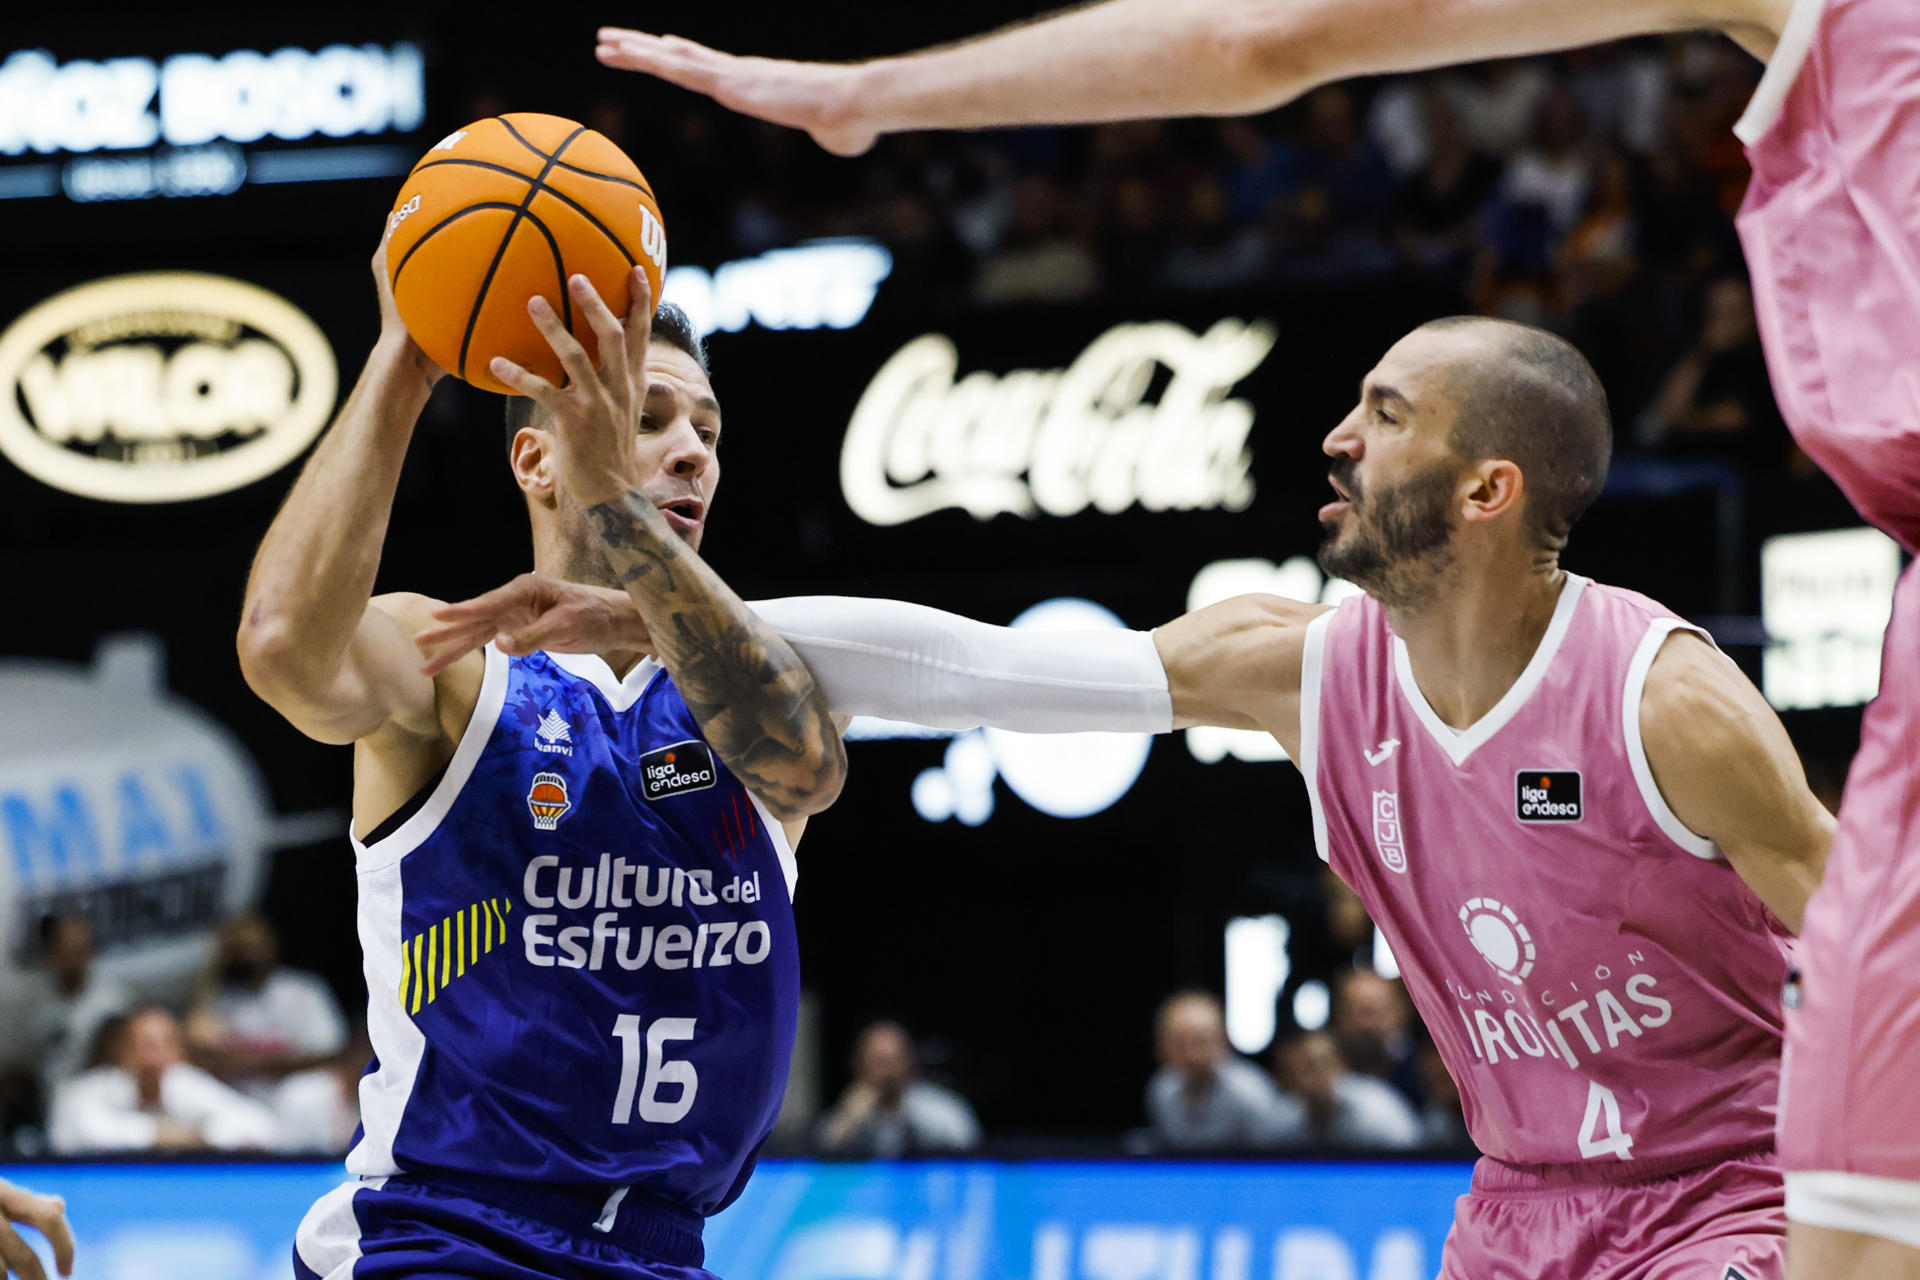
[345,645,800,1219]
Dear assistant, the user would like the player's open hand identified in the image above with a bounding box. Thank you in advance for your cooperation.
[595,29,878,157]
[0,1180,74,1280]
[490,269,651,507]
[413,573,653,676]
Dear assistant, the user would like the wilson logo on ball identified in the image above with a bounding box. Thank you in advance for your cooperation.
[0,272,338,503]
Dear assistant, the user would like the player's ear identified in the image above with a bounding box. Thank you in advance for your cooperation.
[1462,458,1524,526]
[508,425,559,506]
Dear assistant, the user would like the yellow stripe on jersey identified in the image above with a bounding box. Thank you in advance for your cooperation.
[397,896,518,1018]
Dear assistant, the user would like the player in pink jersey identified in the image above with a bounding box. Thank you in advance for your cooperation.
[594,0,1920,1272]
[421,313,1833,1279]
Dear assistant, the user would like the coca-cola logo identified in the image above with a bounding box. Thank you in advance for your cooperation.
[840,319,1276,526]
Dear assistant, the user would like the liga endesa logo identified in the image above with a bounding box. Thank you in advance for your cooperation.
[0,273,337,502]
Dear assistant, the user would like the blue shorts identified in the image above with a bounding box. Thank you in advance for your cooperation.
[292,1172,716,1280]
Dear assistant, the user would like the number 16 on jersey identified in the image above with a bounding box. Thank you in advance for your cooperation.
[612,1015,699,1124]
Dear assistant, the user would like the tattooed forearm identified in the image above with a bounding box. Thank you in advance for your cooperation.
[586,495,684,593]
[584,488,847,819]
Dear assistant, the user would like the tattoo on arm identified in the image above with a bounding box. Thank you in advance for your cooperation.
[584,490,846,817]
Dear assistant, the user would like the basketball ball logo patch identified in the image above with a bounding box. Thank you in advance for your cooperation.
[527,771,571,831]
[641,739,718,802]
[1516,770,1582,822]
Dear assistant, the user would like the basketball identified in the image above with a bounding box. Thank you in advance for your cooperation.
[382,113,668,395]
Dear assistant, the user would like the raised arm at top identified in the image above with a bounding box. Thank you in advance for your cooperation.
[597,0,1788,155]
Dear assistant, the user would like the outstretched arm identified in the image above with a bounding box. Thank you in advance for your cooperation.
[414,577,1324,749]
[597,0,1786,155]
[490,275,845,821]
[1640,631,1833,933]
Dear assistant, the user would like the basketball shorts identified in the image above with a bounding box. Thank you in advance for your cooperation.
[1438,1146,1785,1280]
[292,1172,716,1280]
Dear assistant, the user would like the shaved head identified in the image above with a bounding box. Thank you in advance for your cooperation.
[1419,316,1612,550]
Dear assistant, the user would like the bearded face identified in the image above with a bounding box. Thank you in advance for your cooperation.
[1317,453,1461,608]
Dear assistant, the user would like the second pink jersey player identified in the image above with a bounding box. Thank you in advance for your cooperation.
[1735,0,1920,1239]
[1302,575,1792,1279]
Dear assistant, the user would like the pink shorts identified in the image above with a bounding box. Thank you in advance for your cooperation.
[1439,1146,1785,1280]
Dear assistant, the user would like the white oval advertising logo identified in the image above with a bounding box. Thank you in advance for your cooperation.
[0,272,338,502]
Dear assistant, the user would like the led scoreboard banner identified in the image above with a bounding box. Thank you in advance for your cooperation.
[0,41,424,203]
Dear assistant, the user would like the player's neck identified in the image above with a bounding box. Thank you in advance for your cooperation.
[1386,553,1568,732]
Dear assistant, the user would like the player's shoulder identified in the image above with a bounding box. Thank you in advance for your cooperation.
[1638,628,1756,748]
[1193,591,1333,635]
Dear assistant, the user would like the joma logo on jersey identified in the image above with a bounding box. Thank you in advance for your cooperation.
[1516,770,1582,822]
[1372,790,1408,873]
[641,740,717,801]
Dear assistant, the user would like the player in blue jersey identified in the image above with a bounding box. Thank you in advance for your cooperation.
[236,237,846,1280]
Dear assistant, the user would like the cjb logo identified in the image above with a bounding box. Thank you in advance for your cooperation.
[1516,770,1582,823]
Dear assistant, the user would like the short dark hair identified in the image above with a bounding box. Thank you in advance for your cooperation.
[1419,316,1612,550]
[504,300,709,452]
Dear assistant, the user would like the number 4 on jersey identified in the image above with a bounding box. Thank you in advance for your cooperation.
[1577,1080,1635,1160]
[611,1014,699,1124]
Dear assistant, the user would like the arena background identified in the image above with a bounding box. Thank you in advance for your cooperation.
[0,3,1899,1278]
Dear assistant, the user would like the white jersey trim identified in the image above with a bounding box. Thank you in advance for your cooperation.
[547,651,663,713]
[351,642,509,872]
[1391,575,1588,767]
[745,788,801,898]
[1786,1171,1920,1251]
[294,1177,381,1279]
[346,844,423,1176]
[1299,611,1333,864]
[1622,619,1721,861]
[1735,0,1826,145]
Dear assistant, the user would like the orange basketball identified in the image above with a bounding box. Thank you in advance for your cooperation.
[383,113,668,395]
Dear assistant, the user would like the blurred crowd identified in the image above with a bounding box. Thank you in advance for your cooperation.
[0,913,360,1157]
[564,36,1801,481]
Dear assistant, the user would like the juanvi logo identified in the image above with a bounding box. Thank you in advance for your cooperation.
[840,319,1276,526]
[0,273,338,502]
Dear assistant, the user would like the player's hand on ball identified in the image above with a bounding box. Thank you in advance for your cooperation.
[490,269,650,508]
[370,237,446,389]
[413,574,654,676]
[595,29,878,157]
[0,1179,74,1280]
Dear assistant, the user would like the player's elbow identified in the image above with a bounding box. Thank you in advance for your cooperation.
[236,612,305,704]
[760,734,849,822]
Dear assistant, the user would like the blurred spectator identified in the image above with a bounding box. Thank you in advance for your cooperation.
[1272,1029,1422,1151]
[50,1008,277,1153]
[1146,992,1304,1151]
[816,1021,980,1156]
[1643,275,1790,472]
[1390,85,1500,279]
[1159,175,1268,292]
[271,1027,370,1154]
[1329,970,1423,1109]
[185,914,348,1098]
[1413,1028,1473,1151]
[974,175,1101,305]
[19,914,131,1092]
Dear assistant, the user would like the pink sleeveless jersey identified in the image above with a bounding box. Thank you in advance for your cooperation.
[1735,0,1920,1184]
[1300,576,1791,1171]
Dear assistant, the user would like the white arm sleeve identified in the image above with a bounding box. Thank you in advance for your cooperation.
[749,596,1173,734]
